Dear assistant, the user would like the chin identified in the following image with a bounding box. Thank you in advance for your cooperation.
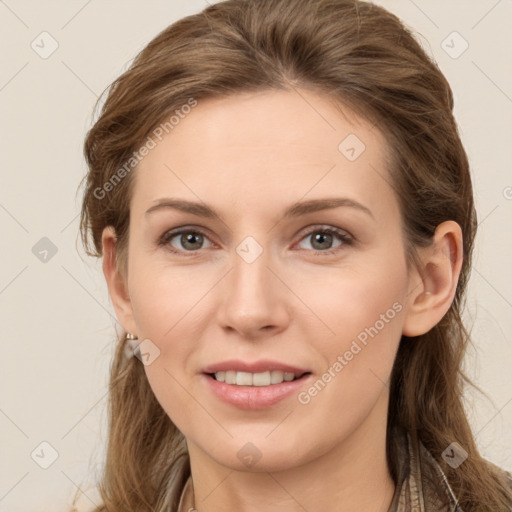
[190,431,320,473]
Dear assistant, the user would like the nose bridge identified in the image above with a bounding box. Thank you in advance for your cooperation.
[231,234,275,309]
[216,232,289,336]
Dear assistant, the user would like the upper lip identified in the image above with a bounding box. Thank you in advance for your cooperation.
[202,359,311,375]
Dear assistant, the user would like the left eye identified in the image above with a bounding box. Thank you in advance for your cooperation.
[295,227,352,254]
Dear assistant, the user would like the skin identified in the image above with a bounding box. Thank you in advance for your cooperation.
[102,88,463,512]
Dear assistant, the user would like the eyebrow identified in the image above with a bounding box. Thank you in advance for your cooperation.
[145,197,374,220]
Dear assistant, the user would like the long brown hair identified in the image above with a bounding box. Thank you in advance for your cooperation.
[76,0,512,510]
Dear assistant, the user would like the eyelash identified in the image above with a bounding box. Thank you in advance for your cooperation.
[157,225,354,257]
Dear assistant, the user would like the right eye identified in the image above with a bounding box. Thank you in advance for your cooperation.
[158,228,214,255]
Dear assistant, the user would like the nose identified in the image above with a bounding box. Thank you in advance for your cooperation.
[216,244,291,341]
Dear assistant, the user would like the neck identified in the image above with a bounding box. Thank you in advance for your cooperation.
[184,390,395,512]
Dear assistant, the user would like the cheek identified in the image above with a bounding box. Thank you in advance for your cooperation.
[294,256,406,351]
[293,254,406,407]
[127,262,216,406]
[129,259,209,338]
[128,267,206,428]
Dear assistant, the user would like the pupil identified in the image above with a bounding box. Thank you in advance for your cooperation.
[183,233,202,249]
[314,232,331,250]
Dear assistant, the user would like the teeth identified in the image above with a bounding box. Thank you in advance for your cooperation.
[213,370,300,386]
[236,371,253,386]
[225,371,236,384]
[252,371,270,386]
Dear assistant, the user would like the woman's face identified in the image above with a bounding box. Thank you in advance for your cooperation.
[118,89,416,472]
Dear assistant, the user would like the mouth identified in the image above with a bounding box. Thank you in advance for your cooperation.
[202,363,313,409]
[201,360,312,408]
[206,370,311,386]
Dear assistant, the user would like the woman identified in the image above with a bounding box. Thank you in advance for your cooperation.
[76,0,512,510]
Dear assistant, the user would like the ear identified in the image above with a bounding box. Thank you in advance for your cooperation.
[402,220,464,337]
[101,226,138,336]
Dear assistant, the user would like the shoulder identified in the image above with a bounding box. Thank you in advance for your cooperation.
[416,438,512,511]
[388,427,459,511]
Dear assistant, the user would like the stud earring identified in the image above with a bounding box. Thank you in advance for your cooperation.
[124,332,140,358]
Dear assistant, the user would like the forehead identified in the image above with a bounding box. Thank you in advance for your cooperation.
[132,89,396,222]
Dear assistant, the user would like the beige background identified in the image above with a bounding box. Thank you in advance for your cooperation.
[0,1,511,510]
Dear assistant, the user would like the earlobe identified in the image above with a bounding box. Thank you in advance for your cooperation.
[402,221,463,337]
[101,226,138,335]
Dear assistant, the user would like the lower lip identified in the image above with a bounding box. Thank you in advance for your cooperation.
[203,373,312,410]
